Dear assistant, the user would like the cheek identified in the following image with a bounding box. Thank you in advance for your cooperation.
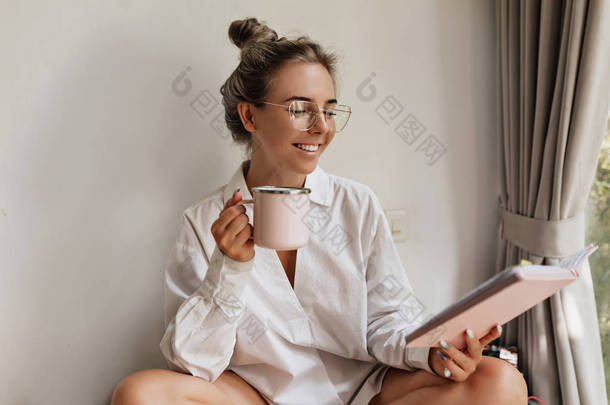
[265,129,296,153]
[256,116,293,147]
[265,113,296,137]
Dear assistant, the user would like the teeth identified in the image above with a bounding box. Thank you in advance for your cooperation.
[295,143,319,152]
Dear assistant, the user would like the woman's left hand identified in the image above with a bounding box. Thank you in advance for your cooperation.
[427,324,503,382]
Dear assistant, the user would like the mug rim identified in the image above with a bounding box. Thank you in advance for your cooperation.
[251,185,311,195]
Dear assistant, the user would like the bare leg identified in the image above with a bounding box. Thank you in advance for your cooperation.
[370,356,528,405]
[110,368,268,405]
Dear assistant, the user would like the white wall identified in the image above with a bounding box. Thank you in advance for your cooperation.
[0,1,499,403]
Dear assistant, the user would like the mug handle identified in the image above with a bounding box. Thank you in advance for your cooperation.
[234,199,254,240]
[234,199,254,206]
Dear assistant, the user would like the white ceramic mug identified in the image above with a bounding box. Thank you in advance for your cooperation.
[234,186,311,250]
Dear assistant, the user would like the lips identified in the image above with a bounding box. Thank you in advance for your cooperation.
[292,143,321,153]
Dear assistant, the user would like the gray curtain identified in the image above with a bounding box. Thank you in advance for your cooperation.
[495,0,610,404]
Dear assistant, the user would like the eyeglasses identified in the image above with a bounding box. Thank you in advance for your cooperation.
[258,100,352,132]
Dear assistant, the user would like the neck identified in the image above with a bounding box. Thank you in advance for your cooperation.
[244,156,307,196]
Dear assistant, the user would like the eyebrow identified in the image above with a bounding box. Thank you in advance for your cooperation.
[282,96,337,105]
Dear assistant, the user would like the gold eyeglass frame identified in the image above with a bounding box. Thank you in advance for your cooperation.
[258,100,352,132]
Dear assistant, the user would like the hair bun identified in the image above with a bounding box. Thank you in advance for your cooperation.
[228,17,278,52]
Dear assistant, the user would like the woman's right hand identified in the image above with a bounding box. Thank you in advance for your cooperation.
[210,188,255,262]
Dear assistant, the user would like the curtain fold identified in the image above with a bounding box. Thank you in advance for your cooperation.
[495,0,610,404]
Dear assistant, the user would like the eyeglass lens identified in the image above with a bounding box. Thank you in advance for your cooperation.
[288,101,350,132]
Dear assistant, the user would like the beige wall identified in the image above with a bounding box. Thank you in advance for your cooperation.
[0,1,499,403]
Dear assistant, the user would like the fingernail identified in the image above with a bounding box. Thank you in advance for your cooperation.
[437,351,447,361]
[497,324,502,334]
[466,328,474,339]
[443,368,451,378]
[232,188,240,199]
[440,340,450,350]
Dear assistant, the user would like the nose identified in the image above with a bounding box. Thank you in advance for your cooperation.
[309,109,330,133]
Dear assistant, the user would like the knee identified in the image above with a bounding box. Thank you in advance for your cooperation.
[111,369,171,405]
[466,356,528,405]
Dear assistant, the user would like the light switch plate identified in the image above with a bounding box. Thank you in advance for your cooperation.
[384,208,409,243]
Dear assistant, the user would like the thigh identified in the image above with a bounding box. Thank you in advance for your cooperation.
[369,366,452,405]
[214,369,269,405]
[111,368,267,405]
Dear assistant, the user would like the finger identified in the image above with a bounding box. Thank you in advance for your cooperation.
[233,222,254,246]
[223,213,250,241]
[215,191,246,232]
[225,188,241,208]
[479,324,502,347]
[429,348,446,377]
[429,348,448,377]
[224,189,245,213]
[434,348,468,381]
[438,339,476,374]
[463,328,482,359]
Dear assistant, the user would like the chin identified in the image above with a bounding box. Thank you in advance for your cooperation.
[287,145,323,171]
[293,161,317,175]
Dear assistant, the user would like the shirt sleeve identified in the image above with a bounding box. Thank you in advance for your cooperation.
[364,190,435,375]
[159,211,255,382]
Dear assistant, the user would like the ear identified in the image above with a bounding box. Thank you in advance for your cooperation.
[237,102,257,133]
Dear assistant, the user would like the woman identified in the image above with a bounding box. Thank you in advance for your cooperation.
[111,17,528,405]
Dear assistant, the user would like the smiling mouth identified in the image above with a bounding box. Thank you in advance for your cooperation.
[292,143,321,152]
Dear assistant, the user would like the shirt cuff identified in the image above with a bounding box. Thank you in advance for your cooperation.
[213,244,255,272]
[222,250,255,272]
[404,346,436,375]
[196,245,255,297]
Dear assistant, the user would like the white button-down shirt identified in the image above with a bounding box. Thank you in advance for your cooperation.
[160,160,435,405]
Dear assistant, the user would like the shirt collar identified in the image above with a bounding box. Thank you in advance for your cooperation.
[222,159,331,207]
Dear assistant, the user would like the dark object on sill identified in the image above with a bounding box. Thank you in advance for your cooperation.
[482,344,518,369]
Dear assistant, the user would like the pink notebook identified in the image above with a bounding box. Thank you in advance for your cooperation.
[404,244,598,349]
